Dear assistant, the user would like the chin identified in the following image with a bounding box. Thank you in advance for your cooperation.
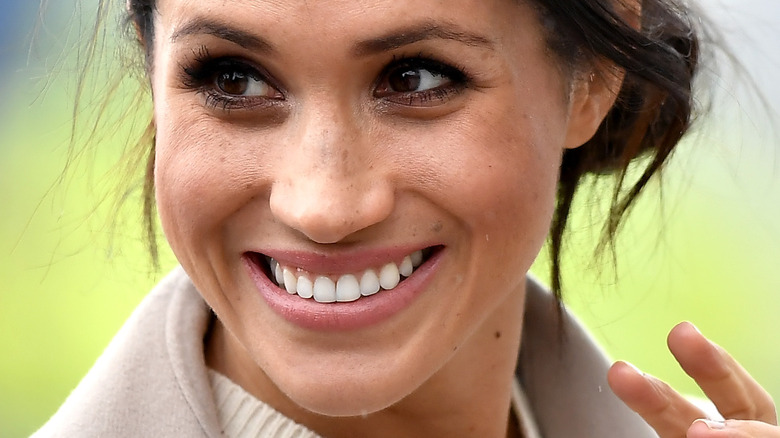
[282,374,415,417]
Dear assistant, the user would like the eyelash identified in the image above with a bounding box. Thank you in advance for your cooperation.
[178,46,472,112]
[179,46,282,112]
[376,53,471,106]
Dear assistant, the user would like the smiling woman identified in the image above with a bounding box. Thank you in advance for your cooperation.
[30,0,780,437]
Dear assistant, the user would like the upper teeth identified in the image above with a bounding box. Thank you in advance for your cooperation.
[267,250,424,303]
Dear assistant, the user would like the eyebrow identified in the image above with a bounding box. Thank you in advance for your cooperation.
[170,18,276,53]
[352,22,495,56]
[170,18,494,56]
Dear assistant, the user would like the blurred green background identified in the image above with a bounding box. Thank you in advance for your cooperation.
[2,1,779,437]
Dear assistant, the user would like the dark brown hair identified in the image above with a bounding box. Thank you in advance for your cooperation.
[121,0,700,304]
[529,0,700,302]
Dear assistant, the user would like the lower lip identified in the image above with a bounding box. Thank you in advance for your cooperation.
[243,250,442,332]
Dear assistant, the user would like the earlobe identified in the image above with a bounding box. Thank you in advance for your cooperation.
[563,66,625,149]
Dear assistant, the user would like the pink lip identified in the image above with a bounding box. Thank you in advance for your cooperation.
[243,247,443,332]
[259,246,430,275]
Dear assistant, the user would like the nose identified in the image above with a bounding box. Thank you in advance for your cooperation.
[269,108,394,244]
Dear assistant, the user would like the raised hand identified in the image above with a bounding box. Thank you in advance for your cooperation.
[607,322,779,437]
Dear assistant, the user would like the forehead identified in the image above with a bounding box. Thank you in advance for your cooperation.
[153,0,541,49]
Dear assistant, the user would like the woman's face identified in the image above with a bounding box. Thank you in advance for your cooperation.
[150,0,606,418]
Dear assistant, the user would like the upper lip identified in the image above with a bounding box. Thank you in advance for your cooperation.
[248,245,440,275]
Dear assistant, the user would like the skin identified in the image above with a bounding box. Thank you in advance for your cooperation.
[143,0,778,436]
[609,322,779,438]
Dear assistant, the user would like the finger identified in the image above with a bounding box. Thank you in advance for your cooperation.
[668,322,777,424]
[609,360,707,438]
[688,419,780,438]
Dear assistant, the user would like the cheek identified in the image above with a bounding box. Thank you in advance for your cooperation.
[391,105,565,249]
[455,84,569,243]
[153,111,264,257]
[460,122,560,266]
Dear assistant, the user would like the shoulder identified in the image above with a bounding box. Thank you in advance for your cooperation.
[32,268,222,438]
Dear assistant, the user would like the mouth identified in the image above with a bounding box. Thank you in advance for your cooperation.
[247,247,438,303]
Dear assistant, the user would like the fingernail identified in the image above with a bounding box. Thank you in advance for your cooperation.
[694,419,726,430]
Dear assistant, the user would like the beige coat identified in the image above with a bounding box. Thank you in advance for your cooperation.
[33,267,657,437]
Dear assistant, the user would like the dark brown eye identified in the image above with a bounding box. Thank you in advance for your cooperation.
[373,57,469,107]
[389,69,422,92]
[386,67,448,93]
[217,71,252,95]
[214,68,275,97]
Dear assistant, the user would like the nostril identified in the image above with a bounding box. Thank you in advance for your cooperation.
[269,184,395,245]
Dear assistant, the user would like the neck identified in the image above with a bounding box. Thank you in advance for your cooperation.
[206,286,526,438]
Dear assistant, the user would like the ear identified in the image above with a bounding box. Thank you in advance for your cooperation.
[562,66,624,149]
[563,0,640,149]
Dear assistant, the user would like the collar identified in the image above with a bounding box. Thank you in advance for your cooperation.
[517,276,657,437]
